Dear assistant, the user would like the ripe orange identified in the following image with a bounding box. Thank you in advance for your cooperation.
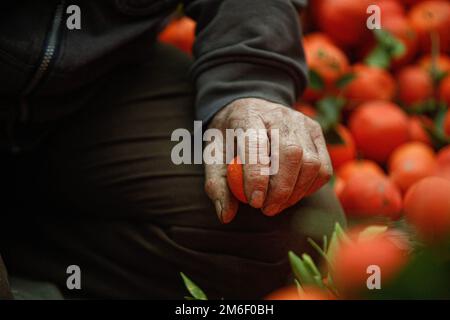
[437,145,450,167]
[265,286,334,300]
[317,0,372,48]
[339,171,403,219]
[435,146,450,181]
[349,101,410,163]
[408,116,432,145]
[435,165,450,181]
[343,64,396,108]
[337,160,385,181]
[404,177,450,241]
[439,76,450,108]
[397,65,434,106]
[408,0,450,53]
[376,0,406,18]
[400,0,427,7]
[327,125,356,170]
[227,156,247,203]
[303,33,350,100]
[388,142,437,193]
[332,231,408,296]
[158,17,196,54]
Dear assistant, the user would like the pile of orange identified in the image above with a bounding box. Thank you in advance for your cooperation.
[298,0,450,242]
[159,1,450,300]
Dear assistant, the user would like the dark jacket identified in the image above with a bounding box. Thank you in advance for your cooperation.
[0,0,307,125]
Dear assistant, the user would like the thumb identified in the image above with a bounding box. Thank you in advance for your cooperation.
[204,163,239,224]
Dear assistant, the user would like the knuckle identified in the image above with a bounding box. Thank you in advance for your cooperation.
[303,154,321,169]
[283,145,303,164]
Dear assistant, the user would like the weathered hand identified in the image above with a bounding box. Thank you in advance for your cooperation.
[204,98,332,223]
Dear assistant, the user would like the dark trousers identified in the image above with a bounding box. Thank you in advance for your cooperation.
[0,44,345,299]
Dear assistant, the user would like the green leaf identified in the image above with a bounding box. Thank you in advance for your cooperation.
[289,251,316,286]
[180,272,208,300]
[425,106,450,149]
[323,235,328,253]
[308,238,331,265]
[302,254,325,288]
[365,45,391,69]
[335,73,356,89]
[326,223,349,263]
[335,222,349,242]
[326,229,340,262]
[374,29,406,58]
[316,96,345,133]
[308,69,325,91]
[302,254,322,278]
[365,29,405,69]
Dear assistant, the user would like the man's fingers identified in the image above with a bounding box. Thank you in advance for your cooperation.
[305,119,333,195]
[262,136,303,216]
[229,114,270,208]
[204,163,239,224]
[283,125,321,209]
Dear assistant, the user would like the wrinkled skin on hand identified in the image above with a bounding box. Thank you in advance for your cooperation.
[204,98,333,224]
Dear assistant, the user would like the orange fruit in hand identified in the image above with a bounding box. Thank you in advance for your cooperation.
[327,125,356,170]
[439,76,450,108]
[349,101,410,163]
[404,177,450,241]
[397,66,434,106]
[408,0,450,53]
[388,142,437,193]
[332,231,408,296]
[337,160,385,181]
[227,156,247,203]
[408,116,432,145]
[158,17,196,54]
[339,171,403,219]
[343,64,396,108]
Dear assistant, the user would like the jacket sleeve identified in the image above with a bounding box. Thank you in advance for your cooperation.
[183,0,309,123]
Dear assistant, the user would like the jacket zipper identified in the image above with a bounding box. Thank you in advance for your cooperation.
[9,1,65,153]
[20,0,66,122]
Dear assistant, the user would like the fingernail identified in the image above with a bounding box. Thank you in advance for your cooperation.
[263,204,281,216]
[215,200,223,223]
[250,191,265,208]
[222,211,234,224]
